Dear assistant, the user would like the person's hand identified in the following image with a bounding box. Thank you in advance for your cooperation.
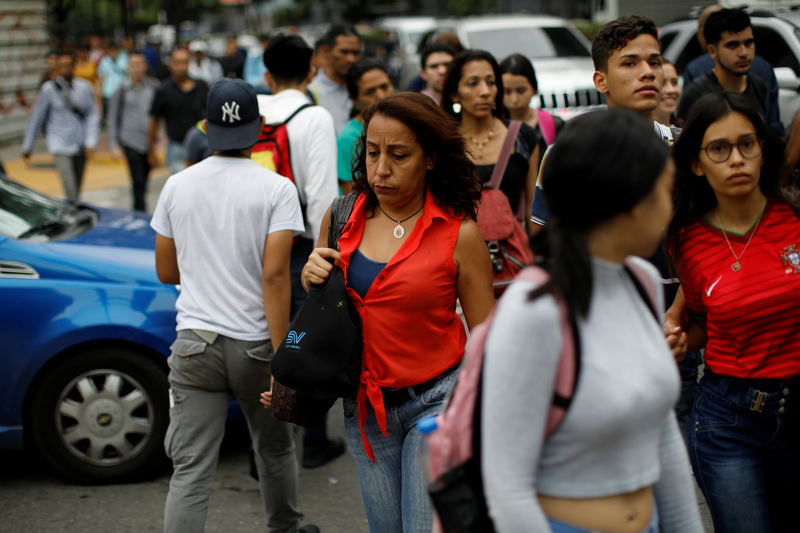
[259,376,275,409]
[21,152,30,165]
[301,247,340,292]
[84,147,94,159]
[664,316,688,364]
[111,147,123,161]
[147,151,158,168]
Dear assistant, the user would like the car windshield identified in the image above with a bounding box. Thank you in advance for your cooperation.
[465,26,590,59]
[0,176,93,240]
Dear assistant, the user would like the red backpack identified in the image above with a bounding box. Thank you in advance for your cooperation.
[251,103,312,182]
[476,121,535,296]
[427,260,659,533]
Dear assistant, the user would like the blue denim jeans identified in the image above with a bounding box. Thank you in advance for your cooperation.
[343,371,457,533]
[166,140,186,175]
[689,369,800,533]
[547,506,659,532]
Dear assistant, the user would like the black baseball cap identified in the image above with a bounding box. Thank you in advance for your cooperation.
[205,78,262,151]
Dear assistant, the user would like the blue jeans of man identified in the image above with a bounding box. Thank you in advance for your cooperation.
[689,369,800,533]
[343,371,457,533]
[166,140,185,175]
[163,330,302,533]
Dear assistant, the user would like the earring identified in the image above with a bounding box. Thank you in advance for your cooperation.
[452,102,462,114]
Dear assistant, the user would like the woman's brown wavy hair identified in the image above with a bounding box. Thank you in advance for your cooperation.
[351,92,481,220]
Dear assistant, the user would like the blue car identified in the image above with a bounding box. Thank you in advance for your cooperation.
[0,173,179,483]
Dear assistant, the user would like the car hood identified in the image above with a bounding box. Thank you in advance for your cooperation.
[28,207,164,286]
[533,57,597,93]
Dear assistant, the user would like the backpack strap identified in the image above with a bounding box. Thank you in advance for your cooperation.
[622,257,660,323]
[513,266,581,438]
[535,109,556,145]
[487,120,522,190]
[327,192,358,249]
[283,103,313,125]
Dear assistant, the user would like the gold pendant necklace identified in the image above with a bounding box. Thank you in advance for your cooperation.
[377,201,424,239]
[466,125,496,160]
[715,205,764,272]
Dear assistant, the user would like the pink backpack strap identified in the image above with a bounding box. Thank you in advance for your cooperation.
[511,267,578,437]
[535,109,556,145]
[487,120,522,189]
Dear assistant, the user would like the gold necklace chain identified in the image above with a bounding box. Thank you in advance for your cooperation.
[715,205,764,272]
[465,123,496,160]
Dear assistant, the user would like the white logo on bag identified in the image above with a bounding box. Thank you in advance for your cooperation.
[221,101,241,123]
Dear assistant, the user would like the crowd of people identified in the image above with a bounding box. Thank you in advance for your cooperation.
[18,4,800,533]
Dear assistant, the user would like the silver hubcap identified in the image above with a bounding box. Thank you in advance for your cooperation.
[55,369,153,466]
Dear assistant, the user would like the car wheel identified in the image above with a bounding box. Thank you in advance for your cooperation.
[29,347,169,484]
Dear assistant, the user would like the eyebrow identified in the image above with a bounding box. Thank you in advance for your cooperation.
[619,53,662,60]
[365,141,412,149]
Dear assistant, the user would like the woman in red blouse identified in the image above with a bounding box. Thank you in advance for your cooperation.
[667,91,800,533]
[302,93,494,533]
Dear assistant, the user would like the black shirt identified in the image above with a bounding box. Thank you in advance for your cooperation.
[475,120,539,212]
[150,78,209,143]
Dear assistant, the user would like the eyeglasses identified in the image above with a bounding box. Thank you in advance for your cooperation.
[700,135,763,163]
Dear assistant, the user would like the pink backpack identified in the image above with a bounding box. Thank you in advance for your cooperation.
[427,260,658,533]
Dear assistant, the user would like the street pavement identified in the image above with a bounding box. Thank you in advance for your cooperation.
[0,133,713,532]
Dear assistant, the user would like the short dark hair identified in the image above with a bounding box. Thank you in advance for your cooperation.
[321,24,360,49]
[263,34,312,84]
[352,92,481,220]
[704,8,751,47]
[499,53,538,93]
[441,49,507,120]
[420,43,455,70]
[532,109,670,317]
[56,49,76,61]
[668,91,784,269]
[346,58,389,100]
[592,15,660,71]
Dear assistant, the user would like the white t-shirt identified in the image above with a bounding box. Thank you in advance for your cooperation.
[151,156,304,341]
[257,89,338,243]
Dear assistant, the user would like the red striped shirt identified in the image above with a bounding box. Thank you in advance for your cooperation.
[678,200,800,379]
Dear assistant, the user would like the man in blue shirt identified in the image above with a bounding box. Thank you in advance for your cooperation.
[22,50,100,201]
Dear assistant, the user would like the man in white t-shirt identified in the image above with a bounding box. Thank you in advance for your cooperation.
[151,78,317,533]
[258,34,343,469]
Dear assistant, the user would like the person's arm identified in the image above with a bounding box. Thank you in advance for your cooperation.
[107,85,123,156]
[298,109,338,242]
[482,282,562,531]
[21,85,51,157]
[83,85,100,155]
[652,415,705,532]
[453,218,494,329]
[665,286,707,354]
[262,229,294,353]
[154,233,180,284]
[148,116,159,168]
[524,144,541,236]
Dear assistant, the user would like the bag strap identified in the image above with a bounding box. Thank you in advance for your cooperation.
[487,120,522,190]
[535,109,556,145]
[327,192,358,249]
[508,266,581,438]
[283,103,313,125]
[622,258,660,323]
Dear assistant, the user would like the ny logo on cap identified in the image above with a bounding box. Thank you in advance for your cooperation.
[221,101,241,123]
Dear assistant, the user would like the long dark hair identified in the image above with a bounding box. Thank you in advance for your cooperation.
[351,92,481,220]
[531,109,670,317]
[440,49,507,121]
[499,53,538,93]
[667,91,784,267]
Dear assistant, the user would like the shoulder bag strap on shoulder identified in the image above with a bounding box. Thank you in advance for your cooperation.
[284,103,314,125]
[622,259,660,323]
[327,192,358,249]
[487,120,522,190]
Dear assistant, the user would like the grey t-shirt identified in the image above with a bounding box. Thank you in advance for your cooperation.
[310,70,352,135]
[481,256,703,532]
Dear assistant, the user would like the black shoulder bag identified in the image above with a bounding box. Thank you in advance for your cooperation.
[270,193,361,424]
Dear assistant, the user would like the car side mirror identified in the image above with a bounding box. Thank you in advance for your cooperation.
[774,67,800,91]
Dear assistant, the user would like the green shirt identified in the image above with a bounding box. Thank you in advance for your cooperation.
[337,118,363,194]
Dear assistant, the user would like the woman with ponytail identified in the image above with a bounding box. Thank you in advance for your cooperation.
[480,109,703,533]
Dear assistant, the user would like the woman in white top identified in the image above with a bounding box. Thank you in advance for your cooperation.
[481,109,703,533]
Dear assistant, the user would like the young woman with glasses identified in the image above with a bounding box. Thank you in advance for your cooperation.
[667,91,800,533]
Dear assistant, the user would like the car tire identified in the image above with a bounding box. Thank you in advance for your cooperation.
[29,347,169,484]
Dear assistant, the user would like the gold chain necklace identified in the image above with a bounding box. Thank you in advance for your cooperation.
[715,205,764,272]
[377,202,424,239]
[466,126,496,160]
